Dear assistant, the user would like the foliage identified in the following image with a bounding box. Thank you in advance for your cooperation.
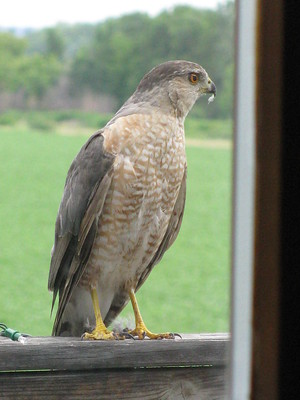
[0,32,27,57]
[1,1,234,118]
[0,33,26,91]
[0,110,22,125]
[26,112,55,131]
[0,128,231,335]
[17,54,61,100]
[26,23,96,59]
[69,2,235,116]
[44,28,65,59]
[0,32,61,101]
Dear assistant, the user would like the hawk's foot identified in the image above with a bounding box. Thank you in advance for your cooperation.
[127,288,181,340]
[125,322,180,340]
[82,327,124,340]
[82,288,125,340]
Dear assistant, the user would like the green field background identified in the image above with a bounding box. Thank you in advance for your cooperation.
[0,123,232,336]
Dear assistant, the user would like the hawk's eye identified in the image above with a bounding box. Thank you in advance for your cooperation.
[189,73,199,84]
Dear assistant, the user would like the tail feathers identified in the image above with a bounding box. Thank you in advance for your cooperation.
[52,287,95,337]
[56,319,94,337]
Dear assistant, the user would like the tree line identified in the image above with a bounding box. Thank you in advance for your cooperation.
[0,2,234,118]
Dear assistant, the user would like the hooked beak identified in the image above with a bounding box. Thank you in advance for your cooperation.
[206,79,216,104]
[209,80,217,97]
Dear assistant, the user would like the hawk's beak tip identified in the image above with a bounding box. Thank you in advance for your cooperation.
[207,81,216,104]
[210,81,217,97]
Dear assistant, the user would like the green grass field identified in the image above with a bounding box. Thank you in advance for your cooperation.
[0,121,232,336]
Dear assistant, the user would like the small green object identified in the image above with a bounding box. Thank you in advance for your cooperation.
[0,324,25,341]
[2,327,22,341]
[0,323,31,342]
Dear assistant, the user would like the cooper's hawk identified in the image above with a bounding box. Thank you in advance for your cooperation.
[48,60,216,339]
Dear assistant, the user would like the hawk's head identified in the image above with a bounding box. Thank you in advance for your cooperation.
[133,60,216,119]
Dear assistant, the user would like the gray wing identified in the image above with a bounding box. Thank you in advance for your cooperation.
[104,167,187,327]
[48,131,115,335]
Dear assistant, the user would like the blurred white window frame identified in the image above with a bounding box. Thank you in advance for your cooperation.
[229,0,257,397]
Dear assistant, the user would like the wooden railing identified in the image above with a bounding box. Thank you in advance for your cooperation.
[0,333,229,399]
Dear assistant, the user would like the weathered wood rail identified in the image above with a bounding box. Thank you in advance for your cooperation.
[0,333,229,399]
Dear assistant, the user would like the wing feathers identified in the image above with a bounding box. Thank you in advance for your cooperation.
[48,131,115,335]
[78,172,112,245]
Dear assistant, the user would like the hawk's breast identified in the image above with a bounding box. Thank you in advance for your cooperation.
[80,113,186,290]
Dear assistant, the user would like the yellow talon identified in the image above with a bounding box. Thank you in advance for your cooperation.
[83,328,117,340]
[82,287,121,340]
[128,288,176,340]
[128,323,175,340]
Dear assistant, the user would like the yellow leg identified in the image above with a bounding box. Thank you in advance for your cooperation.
[127,288,176,340]
[83,288,119,340]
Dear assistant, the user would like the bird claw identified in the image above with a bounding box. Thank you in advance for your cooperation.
[81,326,182,340]
[153,332,179,340]
[81,328,124,340]
[125,325,178,340]
[119,330,136,340]
[173,333,182,339]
